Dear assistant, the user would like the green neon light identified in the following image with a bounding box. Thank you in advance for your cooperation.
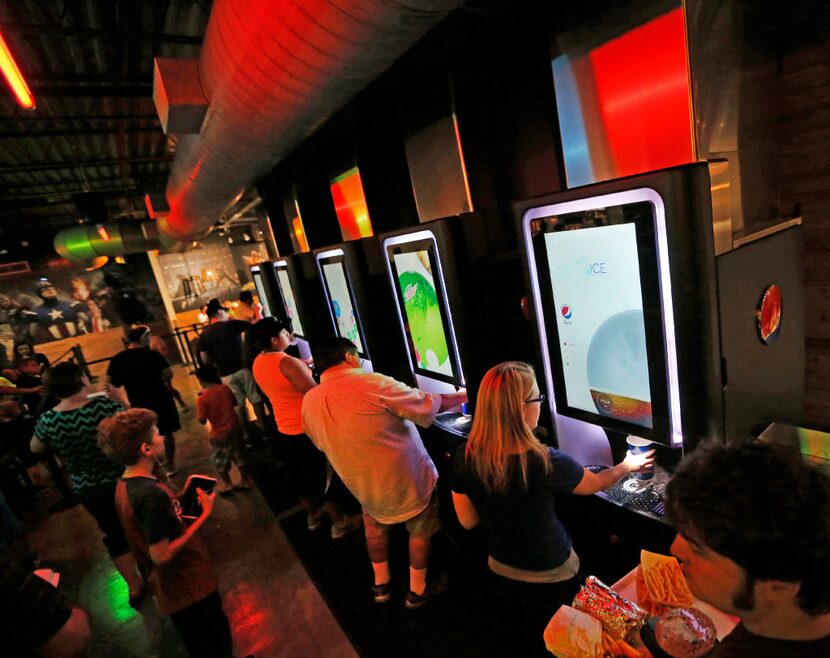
[104,568,138,623]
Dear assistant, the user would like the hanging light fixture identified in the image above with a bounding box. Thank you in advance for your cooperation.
[0,27,35,109]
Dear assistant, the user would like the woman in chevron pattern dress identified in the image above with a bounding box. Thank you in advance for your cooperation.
[30,362,145,604]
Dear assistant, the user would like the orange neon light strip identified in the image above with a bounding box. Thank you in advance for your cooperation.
[0,29,35,109]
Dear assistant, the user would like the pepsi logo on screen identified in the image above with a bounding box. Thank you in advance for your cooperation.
[561,305,573,319]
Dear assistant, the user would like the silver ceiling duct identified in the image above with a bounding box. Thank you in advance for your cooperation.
[159,0,464,242]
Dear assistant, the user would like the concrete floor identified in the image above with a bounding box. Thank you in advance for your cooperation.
[26,367,358,658]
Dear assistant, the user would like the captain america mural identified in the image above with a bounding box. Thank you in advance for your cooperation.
[0,253,164,359]
[32,279,89,342]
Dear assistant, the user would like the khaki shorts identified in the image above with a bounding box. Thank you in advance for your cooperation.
[210,428,244,474]
[220,368,262,405]
[363,488,441,540]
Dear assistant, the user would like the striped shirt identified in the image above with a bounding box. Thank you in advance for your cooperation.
[34,397,124,495]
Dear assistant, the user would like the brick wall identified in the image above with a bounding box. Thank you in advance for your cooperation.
[778,42,830,428]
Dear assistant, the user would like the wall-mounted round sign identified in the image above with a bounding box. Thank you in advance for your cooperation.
[757,284,782,345]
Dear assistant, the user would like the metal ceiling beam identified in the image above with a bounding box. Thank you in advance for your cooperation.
[4,23,203,45]
[0,176,170,194]
[0,155,173,174]
[5,188,164,203]
[34,73,152,84]
[31,84,153,97]
[222,197,262,224]
[0,125,163,139]
[0,114,159,125]
[3,178,171,201]
[3,173,169,193]
[0,187,159,213]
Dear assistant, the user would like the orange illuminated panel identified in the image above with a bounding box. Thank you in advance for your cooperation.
[330,167,374,241]
[0,28,35,109]
[284,190,310,253]
[292,215,309,253]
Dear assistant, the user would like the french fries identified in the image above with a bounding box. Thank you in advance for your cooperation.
[601,632,644,657]
[635,566,668,617]
[641,556,693,607]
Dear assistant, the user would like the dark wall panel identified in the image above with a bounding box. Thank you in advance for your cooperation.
[355,101,420,234]
[257,171,294,256]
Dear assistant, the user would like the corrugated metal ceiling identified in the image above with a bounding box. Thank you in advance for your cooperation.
[0,0,211,251]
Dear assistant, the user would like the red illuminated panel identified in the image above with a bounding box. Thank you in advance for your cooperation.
[588,8,693,178]
[330,167,374,241]
[0,28,34,109]
[571,54,616,183]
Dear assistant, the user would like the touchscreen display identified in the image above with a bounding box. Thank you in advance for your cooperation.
[392,250,453,378]
[322,261,364,353]
[545,223,652,428]
[275,268,305,337]
[252,270,272,318]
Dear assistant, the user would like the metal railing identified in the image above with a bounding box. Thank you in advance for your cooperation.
[52,344,91,380]
[171,323,207,369]
[49,323,208,383]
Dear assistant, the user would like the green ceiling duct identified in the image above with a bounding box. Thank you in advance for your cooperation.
[54,222,187,265]
[87,223,126,257]
[54,226,101,262]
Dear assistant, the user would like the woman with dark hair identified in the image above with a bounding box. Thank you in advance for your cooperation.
[250,318,361,538]
[235,290,262,324]
[29,362,145,604]
[451,362,653,655]
[12,341,50,370]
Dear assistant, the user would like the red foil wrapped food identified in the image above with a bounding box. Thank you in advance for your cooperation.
[572,576,649,640]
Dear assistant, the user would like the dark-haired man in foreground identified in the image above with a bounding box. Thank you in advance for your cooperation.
[665,440,830,657]
[302,337,467,609]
